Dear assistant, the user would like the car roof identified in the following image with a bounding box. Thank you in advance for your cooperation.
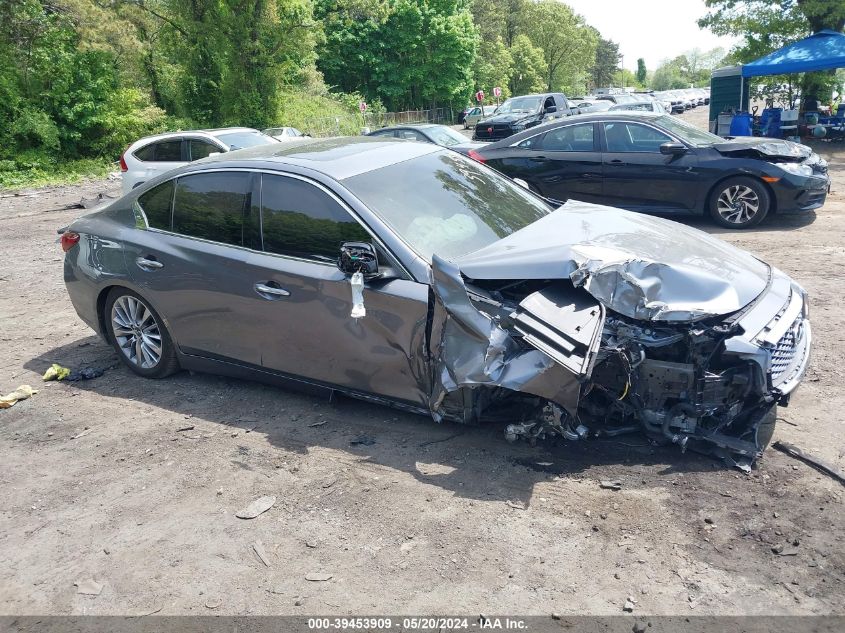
[370,124,440,131]
[195,136,442,180]
[129,127,262,148]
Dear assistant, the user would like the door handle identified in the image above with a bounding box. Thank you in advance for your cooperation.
[254,282,290,299]
[608,159,625,166]
[530,156,549,162]
[135,256,163,271]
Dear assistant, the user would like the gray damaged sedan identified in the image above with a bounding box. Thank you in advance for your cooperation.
[60,138,811,468]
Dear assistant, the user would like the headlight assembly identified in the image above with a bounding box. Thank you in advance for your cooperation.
[777,162,813,178]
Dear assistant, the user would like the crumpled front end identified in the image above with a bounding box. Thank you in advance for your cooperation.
[427,236,811,469]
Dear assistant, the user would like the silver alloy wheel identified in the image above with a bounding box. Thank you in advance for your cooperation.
[111,295,162,369]
[716,184,760,224]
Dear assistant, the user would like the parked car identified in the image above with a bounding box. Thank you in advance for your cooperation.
[59,136,811,467]
[472,93,572,141]
[463,105,498,129]
[610,100,666,114]
[571,99,613,114]
[120,128,278,194]
[365,124,482,155]
[467,111,829,229]
[263,127,307,141]
[595,94,639,105]
[654,91,685,114]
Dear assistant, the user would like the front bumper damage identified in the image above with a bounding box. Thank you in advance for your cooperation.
[425,205,811,468]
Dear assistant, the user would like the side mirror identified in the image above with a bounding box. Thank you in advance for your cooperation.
[338,242,380,278]
[544,105,557,114]
[660,141,687,156]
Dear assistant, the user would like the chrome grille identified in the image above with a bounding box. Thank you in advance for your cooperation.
[770,316,802,381]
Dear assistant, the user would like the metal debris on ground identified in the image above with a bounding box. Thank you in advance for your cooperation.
[235,495,276,519]
[773,441,845,486]
[71,428,92,440]
[600,480,623,491]
[0,385,37,409]
[305,572,333,582]
[75,578,103,595]
[252,540,271,567]
[51,193,116,212]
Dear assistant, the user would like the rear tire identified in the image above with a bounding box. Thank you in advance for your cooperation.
[708,176,770,229]
[104,288,179,378]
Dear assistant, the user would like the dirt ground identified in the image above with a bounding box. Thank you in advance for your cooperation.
[1,110,844,617]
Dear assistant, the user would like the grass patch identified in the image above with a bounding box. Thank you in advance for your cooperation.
[0,157,116,191]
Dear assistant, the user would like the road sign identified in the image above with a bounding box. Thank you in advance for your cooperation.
[475,90,485,103]
[493,86,502,97]
[359,101,367,113]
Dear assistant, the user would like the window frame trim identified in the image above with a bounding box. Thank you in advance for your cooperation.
[600,119,685,154]
[133,168,413,280]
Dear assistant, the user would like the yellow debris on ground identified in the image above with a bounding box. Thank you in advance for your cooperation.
[0,385,38,409]
[42,363,71,382]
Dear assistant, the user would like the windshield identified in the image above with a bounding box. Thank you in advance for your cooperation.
[343,151,551,261]
[426,126,468,147]
[655,115,724,147]
[215,131,277,150]
[496,96,543,115]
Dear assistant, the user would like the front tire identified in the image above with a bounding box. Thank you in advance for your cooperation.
[708,176,770,229]
[105,288,179,378]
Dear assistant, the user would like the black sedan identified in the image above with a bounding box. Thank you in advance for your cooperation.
[365,124,481,156]
[469,112,829,228]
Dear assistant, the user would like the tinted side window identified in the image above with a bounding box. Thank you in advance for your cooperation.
[134,144,156,162]
[605,123,671,152]
[260,175,369,261]
[154,140,183,161]
[540,123,595,151]
[137,180,174,230]
[189,140,220,160]
[172,172,252,246]
[397,130,426,141]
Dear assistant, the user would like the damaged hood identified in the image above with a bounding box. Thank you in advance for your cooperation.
[452,200,770,322]
[714,137,811,160]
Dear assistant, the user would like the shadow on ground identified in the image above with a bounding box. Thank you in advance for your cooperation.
[26,335,731,509]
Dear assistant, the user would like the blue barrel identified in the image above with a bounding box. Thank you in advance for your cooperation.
[729,112,753,136]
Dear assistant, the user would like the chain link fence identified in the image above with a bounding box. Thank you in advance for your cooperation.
[297,108,455,138]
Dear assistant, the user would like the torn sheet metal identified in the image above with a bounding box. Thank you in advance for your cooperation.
[453,200,770,322]
[427,255,599,420]
[714,137,811,160]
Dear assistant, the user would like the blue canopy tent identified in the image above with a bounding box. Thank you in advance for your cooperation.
[741,30,845,77]
[709,30,845,133]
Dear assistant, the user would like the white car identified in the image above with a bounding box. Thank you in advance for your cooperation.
[119,128,277,194]
[263,126,308,141]
[463,105,498,129]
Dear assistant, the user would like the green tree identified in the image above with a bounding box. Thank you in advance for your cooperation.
[475,36,513,99]
[636,58,647,85]
[522,0,597,92]
[317,0,477,110]
[591,37,620,88]
[508,34,547,95]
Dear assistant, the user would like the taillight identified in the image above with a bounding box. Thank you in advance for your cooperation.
[119,147,129,172]
[467,149,486,163]
[61,231,80,252]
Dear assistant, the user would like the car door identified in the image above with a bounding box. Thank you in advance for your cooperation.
[488,122,602,204]
[600,120,700,213]
[124,170,268,366]
[187,137,226,161]
[134,138,187,183]
[240,173,431,405]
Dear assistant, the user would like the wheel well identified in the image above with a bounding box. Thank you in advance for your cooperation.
[704,174,777,215]
[96,286,117,343]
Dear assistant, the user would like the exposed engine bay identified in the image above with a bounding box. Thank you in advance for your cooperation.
[428,256,809,471]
